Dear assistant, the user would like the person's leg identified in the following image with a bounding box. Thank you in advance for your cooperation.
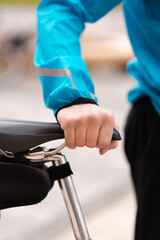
[124,97,160,240]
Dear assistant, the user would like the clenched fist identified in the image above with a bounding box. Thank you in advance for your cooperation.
[57,104,119,155]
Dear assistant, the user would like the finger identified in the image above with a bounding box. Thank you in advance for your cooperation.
[75,125,87,147]
[97,124,113,150]
[64,124,76,149]
[99,140,118,155]
[86,126,99,148]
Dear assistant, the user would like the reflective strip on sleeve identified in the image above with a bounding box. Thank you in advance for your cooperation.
[37,67,76,88]
[37,67,96,101]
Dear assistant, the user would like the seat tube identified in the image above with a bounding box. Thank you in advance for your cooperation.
[53,154,92,240]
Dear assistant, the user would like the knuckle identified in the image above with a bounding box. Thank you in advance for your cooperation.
[86,141,96,148]
[75,118,86,127]
[66,140,76,149]
[65,136,75,149]
[103,111,114,124]
[65,117,74,128]
[76,137,85,147]
[89,113,99,125]
[77,142,85,148]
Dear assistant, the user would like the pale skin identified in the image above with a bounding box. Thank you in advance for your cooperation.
[57,104,119,155]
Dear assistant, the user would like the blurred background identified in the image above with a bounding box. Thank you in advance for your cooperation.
[0,1,136,240]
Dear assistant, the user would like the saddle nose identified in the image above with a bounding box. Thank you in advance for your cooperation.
[0,119,64,153]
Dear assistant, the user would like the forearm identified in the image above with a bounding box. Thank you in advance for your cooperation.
[34,0,121,115]
[34,0,97,114]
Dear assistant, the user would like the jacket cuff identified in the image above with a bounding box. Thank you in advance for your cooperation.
[55,97,98,120]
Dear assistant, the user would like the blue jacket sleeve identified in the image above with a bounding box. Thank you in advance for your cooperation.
[34,0,121,115]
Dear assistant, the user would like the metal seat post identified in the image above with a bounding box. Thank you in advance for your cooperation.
[53,154,92,240]
[25,143,93,240]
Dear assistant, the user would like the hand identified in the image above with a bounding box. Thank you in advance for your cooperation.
[57,104,119,155]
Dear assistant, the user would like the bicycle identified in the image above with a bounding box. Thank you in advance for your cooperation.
[0,119,121,240]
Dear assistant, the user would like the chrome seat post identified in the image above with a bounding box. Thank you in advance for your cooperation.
[24,143,93,240]
[53,154,92,240]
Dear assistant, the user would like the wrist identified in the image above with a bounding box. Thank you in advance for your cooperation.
[55,97,98,121]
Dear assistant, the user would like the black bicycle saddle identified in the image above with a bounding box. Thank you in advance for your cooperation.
[0,119,121,153]
[0,119,64,153]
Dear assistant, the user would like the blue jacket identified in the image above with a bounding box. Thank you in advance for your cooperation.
[34,0,160,116]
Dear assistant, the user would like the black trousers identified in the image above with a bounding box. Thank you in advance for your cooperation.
[124,97,160,240]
